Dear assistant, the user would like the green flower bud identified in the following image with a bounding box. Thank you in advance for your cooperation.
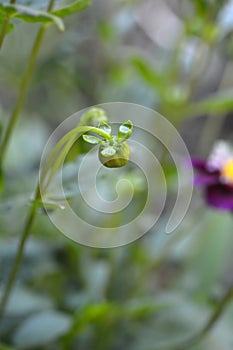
[82,107,108,126]
[99,142,130,168]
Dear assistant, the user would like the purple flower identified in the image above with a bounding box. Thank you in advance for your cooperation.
[192,140,233,211]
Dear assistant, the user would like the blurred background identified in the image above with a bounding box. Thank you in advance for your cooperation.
[1,0,233,349]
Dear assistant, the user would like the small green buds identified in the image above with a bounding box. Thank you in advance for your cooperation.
[99,142,130,168]
[82,117,133,168]
[117,120,133,141]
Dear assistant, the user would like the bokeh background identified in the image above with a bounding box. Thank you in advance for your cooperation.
[1,0,233,349]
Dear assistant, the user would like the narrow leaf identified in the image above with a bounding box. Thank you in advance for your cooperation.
[52,0,91,18]
[132,56,166,93]
[0,4,64,31]
[188,91,233,116]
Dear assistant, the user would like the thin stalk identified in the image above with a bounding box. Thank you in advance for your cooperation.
[0,183,40,323]
[149,284,233,350]
[41,125,112,191]
[0,0,55,323]
[0,0,16,50]
[193,284,233,340]
[0,0,55,169]
[0,120,111,322]
[161,283,233,350]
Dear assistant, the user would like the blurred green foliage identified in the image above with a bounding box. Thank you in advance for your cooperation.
[0,0,233,349]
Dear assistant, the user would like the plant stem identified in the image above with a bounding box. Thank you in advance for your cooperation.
[153,281,233,350]
[197,284,233,338]
[0,183,41,323]
[0,28,46,165]
[186,284,233,346]
[40,125,112,191]
[175,284,233,350]
[0,0,55,323]
[0,120,110,322]
[0,0,16,50]
[0,0,55,169]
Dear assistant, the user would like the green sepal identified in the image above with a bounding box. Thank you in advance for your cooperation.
[117,120,133,140]
[82,134,101,144]
[99,142,130,168]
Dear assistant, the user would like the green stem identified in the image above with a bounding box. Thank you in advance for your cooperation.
[196,285,233,339]
[86,126,112,141]
[0,0,55,169]
[0,0,16,50]
[41,125,112,191]
[164,284,233,350]
[0,0,55,323]
[0,183,41,323]
[0,120,111,322]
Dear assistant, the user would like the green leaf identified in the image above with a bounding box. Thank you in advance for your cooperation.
[82,134,101,144]
[0,344,15,350]
[132,56,166,93]
[124,298,168,320]
[98,122,111,135]
[52,0,91,18]
[117,120,133,140]
[0,4,64,31]
[13,311,71,348]
[188,211,232,295]
[101,147,116,157]
[188,91,233,116]
[0,287,53,317]
[71,303,119,331]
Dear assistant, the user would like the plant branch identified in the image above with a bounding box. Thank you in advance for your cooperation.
[152,282,233,350]
[0,110,111,323]
[0,0,56,324]
[0,0,16,50]
[189,284,233,343]
[41,125,112,191]
[0,0,55,169]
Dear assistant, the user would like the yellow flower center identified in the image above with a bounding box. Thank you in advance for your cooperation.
[221,160,233,185]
